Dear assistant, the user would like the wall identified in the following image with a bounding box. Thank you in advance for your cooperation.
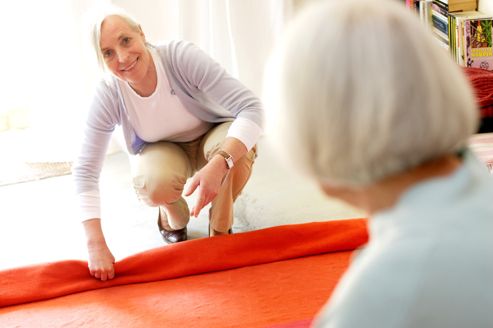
[479,0,493,14]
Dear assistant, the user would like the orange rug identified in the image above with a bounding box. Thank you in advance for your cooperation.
[0,219,368,327]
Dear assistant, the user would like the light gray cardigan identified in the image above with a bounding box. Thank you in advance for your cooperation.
[73,40,263,219]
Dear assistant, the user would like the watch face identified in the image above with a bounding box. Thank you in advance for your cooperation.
[218,150,234,169]
[226,157,234,169]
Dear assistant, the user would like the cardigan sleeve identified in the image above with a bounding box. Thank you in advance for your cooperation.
[72,80,120,221]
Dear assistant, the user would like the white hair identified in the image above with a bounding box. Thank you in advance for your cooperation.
[86,4,142,71]
[263,0,479,187]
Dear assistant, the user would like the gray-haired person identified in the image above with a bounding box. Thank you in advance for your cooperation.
[264,0,493,327]
[73,5,262,281]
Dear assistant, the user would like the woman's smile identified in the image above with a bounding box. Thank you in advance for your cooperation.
[120,57,139,72]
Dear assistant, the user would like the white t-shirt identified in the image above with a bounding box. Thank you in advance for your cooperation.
[119,49,211,143]
[119,48,262,147]
[314,151,493,328]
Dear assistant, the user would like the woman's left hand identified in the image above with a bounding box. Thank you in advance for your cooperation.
[184,155,229,217]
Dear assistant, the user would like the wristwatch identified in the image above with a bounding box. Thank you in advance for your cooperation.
[216,150,234,169]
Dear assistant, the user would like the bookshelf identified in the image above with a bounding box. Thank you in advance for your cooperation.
[410,0,493,133]
[411,0,477,46]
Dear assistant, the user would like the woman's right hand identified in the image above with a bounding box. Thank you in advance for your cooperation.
[83,218,116,281]
[87,243,115,281]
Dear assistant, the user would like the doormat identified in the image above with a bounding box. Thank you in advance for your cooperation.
[0,161,72,187]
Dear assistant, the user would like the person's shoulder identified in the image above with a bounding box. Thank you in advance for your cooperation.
[166,39,195,48]
[340,238,433,298]
[314,244,424,327]
[153,39,192,51]
[89,75,119,110]
[94,75,118,96]
[157,40,208,72]
[160,40,203,57]
[152,40,188,61]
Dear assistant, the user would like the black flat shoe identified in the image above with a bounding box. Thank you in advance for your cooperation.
[158,208,188,244]
[160,226,188,243]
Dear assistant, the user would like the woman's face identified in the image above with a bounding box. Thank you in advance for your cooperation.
[99,15,152,86]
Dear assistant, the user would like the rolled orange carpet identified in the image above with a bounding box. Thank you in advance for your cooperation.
[0,219,368,327]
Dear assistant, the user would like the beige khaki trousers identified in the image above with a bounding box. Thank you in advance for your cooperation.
[132,122,256,233]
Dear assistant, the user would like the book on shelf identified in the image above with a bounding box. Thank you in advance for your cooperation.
[412,0,478,50]
[449,11,493,69]
[410,0,477,13]
[409,0,493,71]
[432,1,450,45]
[434,0,477,12]
[465,19,493,69]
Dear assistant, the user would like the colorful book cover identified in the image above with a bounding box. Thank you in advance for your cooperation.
[449,12,491,66]
[465,19,493,70]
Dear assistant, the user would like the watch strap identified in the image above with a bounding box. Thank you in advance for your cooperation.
[216,150,234,169]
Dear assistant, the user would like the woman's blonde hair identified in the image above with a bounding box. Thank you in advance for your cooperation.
[264,0,479,187]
